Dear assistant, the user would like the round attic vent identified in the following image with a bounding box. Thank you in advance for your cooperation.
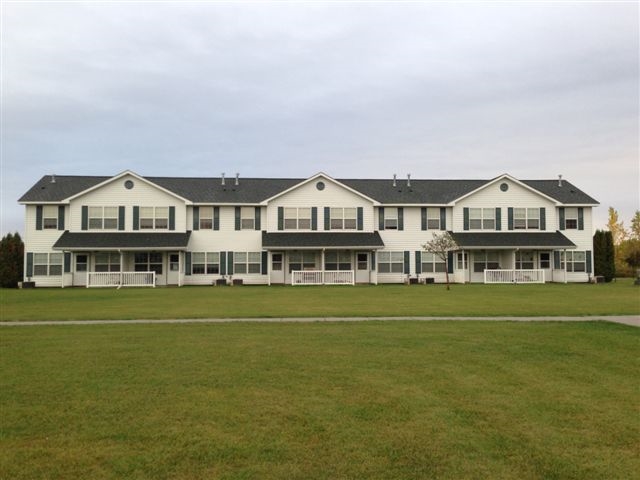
[500,182,509,192]
[124,180,134,190]
[316,181,325,191]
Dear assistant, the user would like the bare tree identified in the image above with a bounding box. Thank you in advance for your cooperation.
[422,232,458,290]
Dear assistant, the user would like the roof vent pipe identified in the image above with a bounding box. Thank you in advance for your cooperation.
[235,173,239,186]
[393,174,397,187]
[50,174,56,184]
[407,173,411,187]
[558,174,563,187]
[221,173,225,186]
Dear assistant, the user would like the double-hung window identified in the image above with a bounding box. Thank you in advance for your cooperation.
[513,208,540,230]
[561,251,586,272]
[135,253,163,274]
[140,207,168,230]
[469,208,495,230]
[284,208,311,230]
[330,208,357,230]
[241,207,255,230]
[234,252,261,274]
[473,251,500,272]
[384,208,399,230]
[289,252,316,272]
[33,253,63,276]
[95,253,120,272]
[564,208,578,229]
[325,251,351,271]
[192,252,220,275]
[199,207,213,230]
[421,252,446,273]
[89,207,118,230]
[378,251,404,273]
[42,206,58,229]
[515,251,535,269]
[426,208,440,230]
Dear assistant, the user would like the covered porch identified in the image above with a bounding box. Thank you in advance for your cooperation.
[448,231,576,284]
[261,232,385,285]
[52,231,191,287]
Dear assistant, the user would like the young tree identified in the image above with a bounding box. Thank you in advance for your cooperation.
[607,207,628,245]
[422,232,458,290]
[593,230,615,282]
[0,232,24,288]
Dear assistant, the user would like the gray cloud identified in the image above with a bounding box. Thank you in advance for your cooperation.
[2,2,638,234]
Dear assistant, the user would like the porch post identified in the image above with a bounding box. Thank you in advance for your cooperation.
[564,249,567,284]
[321,249,325,285]
[178,251,182,287]
[268,251,271,286]
[119,250,123,287]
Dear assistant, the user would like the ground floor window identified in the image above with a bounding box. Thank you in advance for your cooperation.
[272,253,283,271]
[289,251,316,272]
[421,252,446,273]
[192,252,219,275]
[33,253,63,276]
[457,252,468,270]
[515,251,535,269]
[234,252,261,274]
[473,251,500,272]
[95,252,120,272]
[540,252,550,269]
[135,253,163,274]
[76,254,88,272]
[561,251,586,272]
[378,251,404,273]
[325,251,351,271]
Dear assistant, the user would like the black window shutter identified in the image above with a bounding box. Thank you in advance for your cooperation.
[220,251,226,275]
[277,207,284,231]
[227,252,234,274]
[324,207,330,230]
[81,206,89,231]
[133,206,139,231]
[421,208,427,230]
[185,252,191,275]
[440,207,446,230]
[261,251,268,275]
[371,251,376,271]
[357,207,363,231]
[495,208,501,231]
[586,250,592,273]
[213,207,220,230]
[415,251,422,274]
[508,208,514,230]
[26,252,33,278]
[559,208,565,230]
[447,252,454,274]
[64,252,71,273]
[398,208,404,231]
[118,206,125,231]
[235,207,241,230]
[255,207,261,230]
[403,251,410,274]
[578,208,584,230]
[193,207,200,231]
[463,208,469,231]
[58,206,65,230]
[311,207,317,231]
[36,206,43,231]
[540,208,546,230]
[379,208,385,230]
[169,207,176,231]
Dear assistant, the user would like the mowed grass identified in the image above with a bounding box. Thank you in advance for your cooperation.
[1,280,639,321]
[1,321,638,479]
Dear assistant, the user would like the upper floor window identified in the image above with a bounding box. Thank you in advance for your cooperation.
[426,208,441,230]
[89,206,118,230]
[140,207,168,230]
[513,208,540,230]
[384,208,399,230]
[469,208,495,230]
[564,208,578,230]
[43,206,58,229]
[241,207,255,230]
[284,208,311,230]
[199,207,213,230]
[330,208,357,230]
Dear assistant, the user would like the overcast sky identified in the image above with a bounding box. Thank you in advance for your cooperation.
[2,1,638,235]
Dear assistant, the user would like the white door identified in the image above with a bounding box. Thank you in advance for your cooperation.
[167,253,180,285]
[270,252,285,284]
[355,252,370,284]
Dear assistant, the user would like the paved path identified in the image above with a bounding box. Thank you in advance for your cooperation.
[1,316,638,327]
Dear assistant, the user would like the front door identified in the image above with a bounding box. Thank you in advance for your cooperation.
[355,252,370,284]
[167,253,180,286]
[270,252,285,284]
[73,253,88,286]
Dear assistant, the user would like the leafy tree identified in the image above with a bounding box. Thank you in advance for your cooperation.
[593,230,615,282]
[422,232,458,290]
[607,207,628,245]
[0,232,24,288]
[630,210,640,240]
[624,240,640,270]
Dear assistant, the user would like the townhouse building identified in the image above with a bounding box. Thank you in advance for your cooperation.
[18,171,598,287]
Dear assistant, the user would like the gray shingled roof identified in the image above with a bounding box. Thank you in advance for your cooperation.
[19,174,598,205]
[449,231,576,249]
[53,232,192,250]
[262,232,384,249]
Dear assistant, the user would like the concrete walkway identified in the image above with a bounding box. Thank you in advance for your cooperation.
[1,316,638,327]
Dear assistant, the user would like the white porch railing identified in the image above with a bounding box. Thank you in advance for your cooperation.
[484,269,545,284]
[87,272,156,288]
[292,270,354,286]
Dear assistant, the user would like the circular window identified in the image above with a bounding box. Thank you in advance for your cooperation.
[316,181,325,191]
[500,183,509,192]
[124,180,134,190]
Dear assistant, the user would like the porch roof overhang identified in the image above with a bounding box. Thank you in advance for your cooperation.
[52,231,192,251]
[449,231,576,250]
[262,231,385,250]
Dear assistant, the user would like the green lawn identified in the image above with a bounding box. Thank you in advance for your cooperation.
[1,280,639,321]
[1,321,638,479]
